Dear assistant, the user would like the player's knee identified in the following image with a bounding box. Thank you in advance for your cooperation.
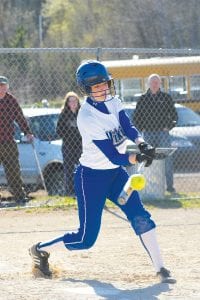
[131,211,156,235]
[82,238,96,249]
[65,235,97,250]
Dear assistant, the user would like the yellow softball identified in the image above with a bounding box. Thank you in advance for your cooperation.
[130,174,146,190]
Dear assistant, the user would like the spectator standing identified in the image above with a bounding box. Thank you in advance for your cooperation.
[0,76,34,204]
[134,74,178,194]
[56,91,82,196]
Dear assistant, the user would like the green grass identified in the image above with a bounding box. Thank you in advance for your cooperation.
[107,196,200,209]
[11,193,200,213]
[143,197,200,209]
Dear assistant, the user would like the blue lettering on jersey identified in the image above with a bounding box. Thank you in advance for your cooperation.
[106,126,126,146]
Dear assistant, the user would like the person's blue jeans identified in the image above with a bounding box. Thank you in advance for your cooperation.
[143,131,174,191]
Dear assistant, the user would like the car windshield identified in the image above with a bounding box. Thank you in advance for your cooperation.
[176,107,200,127]
[28,114,59,141]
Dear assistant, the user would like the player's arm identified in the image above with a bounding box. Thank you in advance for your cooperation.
[114,97,144,142]
[118,110,155,166]
[93,139,152,166]
[118,110,144,144]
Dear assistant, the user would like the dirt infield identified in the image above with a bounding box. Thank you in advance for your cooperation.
[0,207,200,300]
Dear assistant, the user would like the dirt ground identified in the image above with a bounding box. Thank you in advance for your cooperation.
[0,206,200,300]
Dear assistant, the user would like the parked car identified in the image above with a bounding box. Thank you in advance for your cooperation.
[124,103,200,172]
[0,108,65,196]
[0,104,199,197]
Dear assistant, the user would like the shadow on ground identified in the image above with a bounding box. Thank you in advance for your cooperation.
[143,197,183,208]
[63,278,171,300]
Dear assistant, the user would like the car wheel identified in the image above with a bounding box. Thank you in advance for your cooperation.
[44,165,65,196]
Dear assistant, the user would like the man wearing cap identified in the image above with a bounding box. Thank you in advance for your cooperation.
[0,76,34,204]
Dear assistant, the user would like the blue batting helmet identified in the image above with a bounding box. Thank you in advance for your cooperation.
[76,60,115,97]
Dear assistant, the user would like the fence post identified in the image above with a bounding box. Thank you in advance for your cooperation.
[96,47,102,61]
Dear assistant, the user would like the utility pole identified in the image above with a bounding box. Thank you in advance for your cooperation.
[39,15,43,47]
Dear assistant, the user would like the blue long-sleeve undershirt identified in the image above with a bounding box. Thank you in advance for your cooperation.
[93,139,131,166]
[86,96,142,166]
[119,110,141,141]
[93,110,141,166]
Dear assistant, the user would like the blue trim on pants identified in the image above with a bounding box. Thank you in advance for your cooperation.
[63,165,155,250]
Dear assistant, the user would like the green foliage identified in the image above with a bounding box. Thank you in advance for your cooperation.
[41,0,200,48]
[1,0,200,48]
[7,26,28,48]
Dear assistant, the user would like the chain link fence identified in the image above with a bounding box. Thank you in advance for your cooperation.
[0,48,200,201]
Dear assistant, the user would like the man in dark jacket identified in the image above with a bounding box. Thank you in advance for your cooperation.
[134,74,178,194]
[0,76,34,204]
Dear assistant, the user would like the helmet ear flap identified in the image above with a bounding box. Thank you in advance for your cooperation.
[78,83,91,96]
[108,79,116,97]
[85,85,92,95]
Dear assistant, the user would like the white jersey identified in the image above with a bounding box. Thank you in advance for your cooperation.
[77,96,128,169]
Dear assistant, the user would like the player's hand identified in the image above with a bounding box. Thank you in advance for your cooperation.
[138,142,155,157]
[136,153,153,166]
[128,153,137,165]
[138,142,155,167]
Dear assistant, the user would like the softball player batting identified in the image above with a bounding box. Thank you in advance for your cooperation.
[29,60,176,284]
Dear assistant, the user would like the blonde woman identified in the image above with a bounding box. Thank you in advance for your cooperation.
[56,91,82,196]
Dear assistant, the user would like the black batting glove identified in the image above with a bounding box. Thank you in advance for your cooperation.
[138,142,155,158]
[136,153,153,167]
[138,142,156,167]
